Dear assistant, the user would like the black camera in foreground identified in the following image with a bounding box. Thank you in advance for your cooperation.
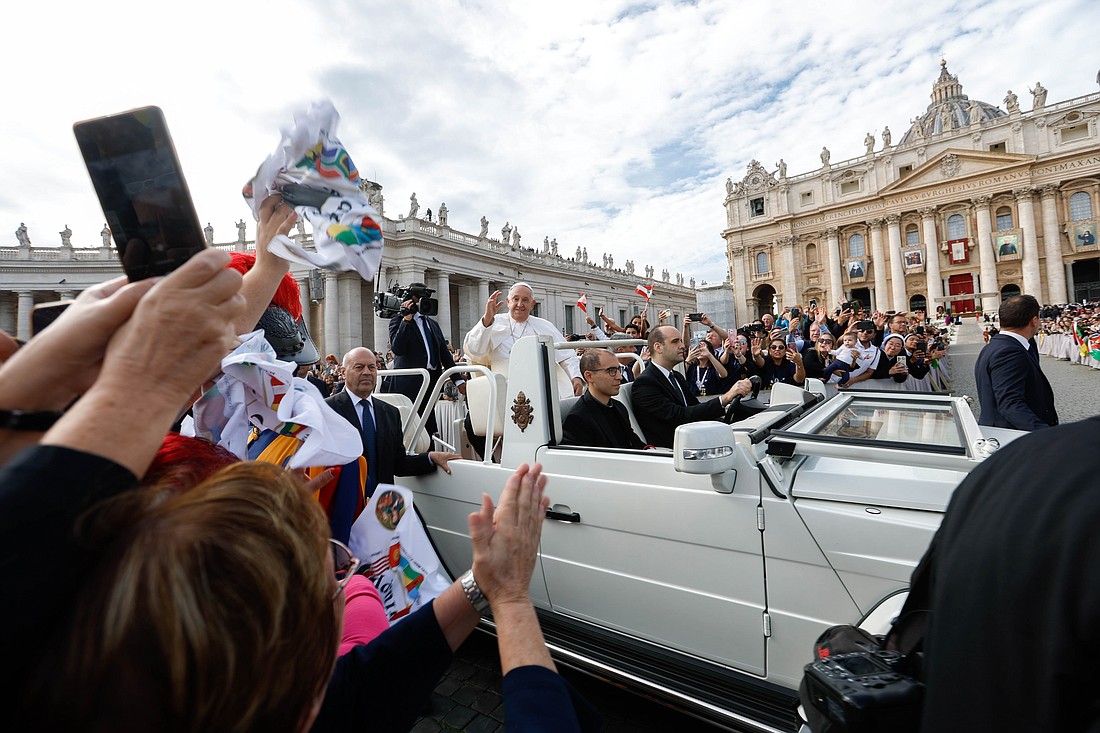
[802,650,923,733]
[374,283,439,319]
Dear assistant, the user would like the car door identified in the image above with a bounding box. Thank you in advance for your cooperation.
[534,445,767,676]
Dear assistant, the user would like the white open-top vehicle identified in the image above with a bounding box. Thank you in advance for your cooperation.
[381,335,1020,732]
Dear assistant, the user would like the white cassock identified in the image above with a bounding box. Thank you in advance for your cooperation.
[463,314,581,396]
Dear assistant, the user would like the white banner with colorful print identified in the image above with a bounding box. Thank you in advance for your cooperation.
[243,100,383,281]
[348,484,453,625]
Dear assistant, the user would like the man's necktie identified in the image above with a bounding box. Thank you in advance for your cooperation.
[418,316,437,369]
[669,372,687,406]
[1028,339,1040,365]
[360,400,378,498]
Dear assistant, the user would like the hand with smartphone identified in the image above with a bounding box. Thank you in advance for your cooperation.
[74,106,207,282]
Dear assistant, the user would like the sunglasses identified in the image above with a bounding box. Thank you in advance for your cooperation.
[769,344,787,350]
[330,538,361,600]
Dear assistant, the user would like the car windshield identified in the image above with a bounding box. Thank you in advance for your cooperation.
[810,399,963,448]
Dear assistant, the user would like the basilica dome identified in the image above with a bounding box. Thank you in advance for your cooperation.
[898,61,1007,145]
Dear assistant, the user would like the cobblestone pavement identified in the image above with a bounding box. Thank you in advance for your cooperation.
[413,630,726,732]
[416,321,1100,732]
[948,319,1100,423]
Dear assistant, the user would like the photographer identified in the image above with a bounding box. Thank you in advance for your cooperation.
[388,282,464,437]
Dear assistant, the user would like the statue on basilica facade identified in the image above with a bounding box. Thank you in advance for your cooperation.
[820,147,831,167]
[550,238,558,256]
[408,193,419,218]
[602,253,608,267]
[203,222,213,244]
[608,254,613,268]
[625,259,634,275]
[881,126,891,148]
[575,246,582,261]
[543,236,550,254]
[582,247,588,263]
[59,225,72,248]
[776,159,787,178]
[237,219,247,242]
[968,99,982,125]
[15,222,30,247]
[940,107,952,132]
[438,202,448,227]
[1029,82,1047,110]
[1004,90,1019,114]
[689,277,695,289]
[296,219,306,238]
[102,224,113,247]
[479,216,489,238]
[676,273,683,286]
[512,227,521,248]
[368,189,384,215]
[501,221,512,246]
[864,132,875,155]
[910,116,925,139]
[725,177,734,195]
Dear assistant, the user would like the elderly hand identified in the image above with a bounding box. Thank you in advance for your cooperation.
[430,451,463,475]
[482,290,503,327]
[0,275,160,411]
[97,249,246,402]
[468,463,550,608]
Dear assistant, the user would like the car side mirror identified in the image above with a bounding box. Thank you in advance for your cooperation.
[674,422,738,493]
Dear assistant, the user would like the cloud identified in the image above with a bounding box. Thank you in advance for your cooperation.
[0,0,1096,289]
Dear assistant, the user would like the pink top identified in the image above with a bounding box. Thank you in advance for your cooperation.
[338,575,389,655]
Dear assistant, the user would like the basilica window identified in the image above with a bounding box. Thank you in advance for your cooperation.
[848,233,865,258]
[805,243,818,266]
[756,251,770,275]
[1069,191,1093,221]
[946,214,966,239]
[905,224,920,247]
[995,206,1014,231]
[750,197,765,217]
[564,305,575,335]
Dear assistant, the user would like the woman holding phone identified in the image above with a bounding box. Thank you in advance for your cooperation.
[750,336,805,389]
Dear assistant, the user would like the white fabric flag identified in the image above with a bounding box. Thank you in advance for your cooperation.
[192,331,362,468]
[243,100,383,281]
[348,484,453,625]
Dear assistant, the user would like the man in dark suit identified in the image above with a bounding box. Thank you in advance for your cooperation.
[326,348,460,502]
[632,326,753,448]
[562,349,645,449]
[974,294,1058,431]
[388,282,463,436]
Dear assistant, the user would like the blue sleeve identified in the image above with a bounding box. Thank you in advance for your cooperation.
[988,347,1049,431]
[0,445,137,694]
[502,666,603,732]
[311,600,453,733]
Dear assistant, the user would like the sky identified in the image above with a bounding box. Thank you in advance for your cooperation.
[1,0,1097,286]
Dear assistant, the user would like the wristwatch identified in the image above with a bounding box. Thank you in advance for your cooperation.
[0,408,65,431]
[459,569,490,612]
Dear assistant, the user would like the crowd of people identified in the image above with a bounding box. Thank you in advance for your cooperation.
[0,197,598,732]
[583,301,953,399]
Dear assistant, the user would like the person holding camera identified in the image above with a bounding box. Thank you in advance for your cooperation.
[388,282,464,437]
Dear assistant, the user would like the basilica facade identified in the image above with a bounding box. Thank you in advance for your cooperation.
[722,62,1100,318]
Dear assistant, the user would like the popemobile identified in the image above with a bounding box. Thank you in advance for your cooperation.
[377,334,1022,733]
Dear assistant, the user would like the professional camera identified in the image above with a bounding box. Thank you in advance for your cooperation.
[802,650,923,733]
[373,283,439,319]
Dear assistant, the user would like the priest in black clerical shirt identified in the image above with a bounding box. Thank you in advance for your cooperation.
[562,349,646,449]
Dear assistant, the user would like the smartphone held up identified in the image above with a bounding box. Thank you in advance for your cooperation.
[73,106,207,281]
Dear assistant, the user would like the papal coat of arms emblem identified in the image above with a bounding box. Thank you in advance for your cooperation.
[511,391,533,432]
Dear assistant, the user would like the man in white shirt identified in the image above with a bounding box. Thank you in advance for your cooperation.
[463,282,584,396]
